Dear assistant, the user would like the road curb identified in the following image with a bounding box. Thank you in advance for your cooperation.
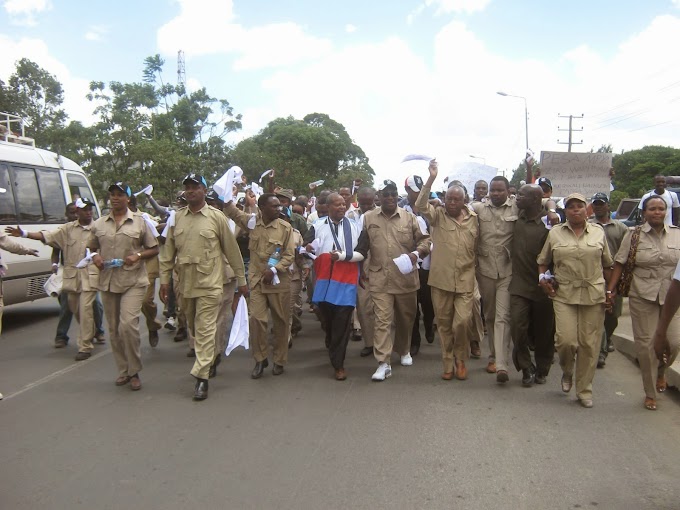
[612,332,680,389]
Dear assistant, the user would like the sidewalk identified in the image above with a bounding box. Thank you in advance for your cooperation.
[611,298,680,389]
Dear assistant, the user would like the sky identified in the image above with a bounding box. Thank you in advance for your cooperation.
[2,0,680,191]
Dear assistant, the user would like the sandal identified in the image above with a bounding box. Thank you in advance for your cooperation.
[644,397,657,411]
[129,374,142,391]
[656,377,667,393]
[115,375,131,386]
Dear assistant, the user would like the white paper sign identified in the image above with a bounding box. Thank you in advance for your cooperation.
[539,151,612,198]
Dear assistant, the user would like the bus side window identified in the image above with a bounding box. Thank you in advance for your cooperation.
[10,166,42,223]
[0,164,17,223]
[67,173,99,219]
[36,168,66,222]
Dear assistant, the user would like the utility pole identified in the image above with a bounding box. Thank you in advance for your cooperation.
[557,114,583,152]
[177,50,186,95]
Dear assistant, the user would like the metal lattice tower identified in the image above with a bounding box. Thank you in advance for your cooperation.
[177,50,186,95]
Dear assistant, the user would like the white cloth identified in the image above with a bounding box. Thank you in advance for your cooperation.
[312,217,364,262]
[402,154,434,162]
[141,212,160,238]
[225,296,249,355]
[246,214,257,230]
[270,266,280,285]
[259,169,273,182]
[673,260,680,282]
[75,248,94,268]
[393,253,416,275]
[638,189,680,225]
[134,184,153,197]
[214,166,243,203]
[161,209,176,238]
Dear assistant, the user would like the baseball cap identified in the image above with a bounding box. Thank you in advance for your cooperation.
[537,177,552,189]
[182,173,207,187]
[176,190,187,202]
[591,192,609,203]
[75,197,94,209]
[206,189,223,203]
[404,175,424,193]
[377,179,398,192]
[108,182,131,197]
[564,193,587,206]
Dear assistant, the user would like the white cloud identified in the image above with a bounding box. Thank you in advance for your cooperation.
[425,0,492,14]
[157,0,332,70]
[84,25,108,42]
[345,24,358,33]
[3,0,51,26]
[0,35,94,127]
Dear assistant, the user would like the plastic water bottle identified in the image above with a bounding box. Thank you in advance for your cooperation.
[267,247,281,268]
[103,259,124,269]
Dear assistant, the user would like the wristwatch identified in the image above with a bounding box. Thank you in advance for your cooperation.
[136,252,142,259]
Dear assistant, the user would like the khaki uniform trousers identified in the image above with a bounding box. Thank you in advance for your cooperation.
[477,273,512,371]
[471,282,486,354]
[183,293,222,380]
[67,290,97,354]
[289,278,303,341]
[142,276,162,333]
[250,284,291,366]
[101,286,146,377]
[432,287,474,373]
[174,271,194,343]
[629,296,680,399]
[213,280,237,360]
[356,283,375,348]
[553,301,605,401]
[371,291,416,363]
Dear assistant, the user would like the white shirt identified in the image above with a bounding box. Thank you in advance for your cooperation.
[639,189,680,225]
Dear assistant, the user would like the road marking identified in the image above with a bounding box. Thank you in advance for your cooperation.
[1,349,111,401]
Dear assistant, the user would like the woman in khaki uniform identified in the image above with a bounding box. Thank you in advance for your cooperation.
[90,183,159,391]
[608,196,680,411]
[538,193,613,409]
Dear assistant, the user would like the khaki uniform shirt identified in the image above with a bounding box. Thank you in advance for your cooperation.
[224,201,295,294]
[43,221,98,293]
[416,184,478,293]
[357,205,431,295]
[0,232,36,297]
[471,198,518,279]
[290,229,303,282]
[614,223,680,305]
[588,217,628,260]
[509,211,550,301]
[537,222,613,305]
[160,204,246,298]
[89,209,158,293]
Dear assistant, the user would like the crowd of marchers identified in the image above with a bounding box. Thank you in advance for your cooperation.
[2,165,680,412]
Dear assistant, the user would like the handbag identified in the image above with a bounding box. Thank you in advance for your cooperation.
[617,226,642,297]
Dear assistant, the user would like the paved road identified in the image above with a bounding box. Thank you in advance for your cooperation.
[1,296,680,510]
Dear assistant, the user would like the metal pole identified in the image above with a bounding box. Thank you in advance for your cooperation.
[524,98,529,150]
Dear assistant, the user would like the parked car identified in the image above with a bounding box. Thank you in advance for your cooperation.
[612,198,640,220]
[621,188,680,227]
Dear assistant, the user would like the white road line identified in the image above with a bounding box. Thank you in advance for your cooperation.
[1,349,111,401]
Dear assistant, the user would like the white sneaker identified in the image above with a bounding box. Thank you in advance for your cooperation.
[371,363,392,381]
[400,353,413,366]
[164,316,177,330]
[0,392,3,400]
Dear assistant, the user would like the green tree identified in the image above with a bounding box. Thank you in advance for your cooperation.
[612,146,680,198]
[231,113,374,193]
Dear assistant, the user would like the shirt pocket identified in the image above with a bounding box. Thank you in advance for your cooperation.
[120,230,142,271]
[396,226,413,246]
[199,229,219,258]
[173,228,185,251]
[666,243,680,265]
[195,254,220,289]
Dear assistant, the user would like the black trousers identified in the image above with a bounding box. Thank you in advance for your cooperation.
[510,294,555,376]
[411,268,435,348]
[319,302,355,370]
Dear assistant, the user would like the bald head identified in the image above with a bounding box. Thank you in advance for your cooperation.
[516,184,543,211]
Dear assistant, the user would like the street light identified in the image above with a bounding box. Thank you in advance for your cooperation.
[497,91,529,151]
[469,154,486,165]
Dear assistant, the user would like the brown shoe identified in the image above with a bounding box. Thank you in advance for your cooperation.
[130,374,142,391]
[455,360,467,380]
[93,334,106,345]
[486,361,496,374]
[148,330,159,347]
[335,368,347,381]
[656,376,667,393]
[496,370,509,383]
[441,371,454,381]
[561,373,573,393]
[272,364,285,376]
[115,375,131,386]
[470,341,481,359]
[74,351,91,361]
[54,339,67,348]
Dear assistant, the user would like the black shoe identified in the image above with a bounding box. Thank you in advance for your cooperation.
[425,332,435,344]
[74,351,91,361]
[193,379,208,401]
[208,354,222,378]
[607,341,615,353]
[360,346,373,357]
[251,359,269,379]
[272,363,285,376]
[186,348,195,358]
[597,354,606,368]
[351,329,362,342]
[148,329,159,347]
[522,367,535,387]
[535,372,547,384]
[410,343,420,356]
[174,327,187,342]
